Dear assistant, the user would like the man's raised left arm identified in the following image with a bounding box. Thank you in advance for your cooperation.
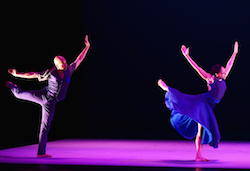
[72,35,91,70]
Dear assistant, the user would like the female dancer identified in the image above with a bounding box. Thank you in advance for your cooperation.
[158,41,239,161]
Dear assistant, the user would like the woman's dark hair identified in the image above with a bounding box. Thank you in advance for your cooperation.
[211,64,222,75]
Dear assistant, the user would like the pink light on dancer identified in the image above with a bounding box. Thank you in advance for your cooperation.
[6,35,90,158]
[158,41,239,161]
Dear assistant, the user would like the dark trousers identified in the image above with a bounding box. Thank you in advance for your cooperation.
[10,85,56,155]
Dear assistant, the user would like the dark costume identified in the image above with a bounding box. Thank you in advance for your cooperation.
[165,78,226,148]
[9,63,76,155]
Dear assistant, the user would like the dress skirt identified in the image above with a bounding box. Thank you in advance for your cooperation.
[165,87,221,148]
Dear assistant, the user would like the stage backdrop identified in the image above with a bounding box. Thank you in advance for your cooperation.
[2,0,250,149]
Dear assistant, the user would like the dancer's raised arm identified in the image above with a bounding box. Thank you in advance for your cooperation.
[181,45,213,83]
[71,35,90,70]
[224,41,239,79]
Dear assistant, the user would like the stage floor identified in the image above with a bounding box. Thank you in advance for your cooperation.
[0,139,250,170]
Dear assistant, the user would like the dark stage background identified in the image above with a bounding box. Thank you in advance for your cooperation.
[1,0,250,149]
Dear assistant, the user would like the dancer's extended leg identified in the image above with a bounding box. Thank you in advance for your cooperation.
[6,81,47,105]
[195,123,210,162]
[157,79,169,91]
[6,81,54,157]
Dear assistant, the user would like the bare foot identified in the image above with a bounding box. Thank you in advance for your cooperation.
[5,81,16,88]
[195,156,210,162]
[157,79,169,91]
[37,154,52,158]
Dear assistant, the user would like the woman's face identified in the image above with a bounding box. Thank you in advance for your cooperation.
[215,67,226,79]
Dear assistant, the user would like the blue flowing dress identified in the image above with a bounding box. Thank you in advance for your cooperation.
[165,78,226,148]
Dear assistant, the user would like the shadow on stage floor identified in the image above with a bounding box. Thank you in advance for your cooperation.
[0,139,250,171]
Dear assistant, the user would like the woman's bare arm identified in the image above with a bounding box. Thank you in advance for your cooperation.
[224,41,239,79]
[181,45,213,83]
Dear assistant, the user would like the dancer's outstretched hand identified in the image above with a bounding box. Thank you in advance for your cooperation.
[8,69,17,76]
[84,35,90,47]
[181,45,190,57]
[234,41,239,54]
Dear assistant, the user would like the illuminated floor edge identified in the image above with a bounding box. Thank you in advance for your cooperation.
[0,139,250,169]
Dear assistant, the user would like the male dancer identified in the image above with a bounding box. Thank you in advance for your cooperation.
[6,35,90,157]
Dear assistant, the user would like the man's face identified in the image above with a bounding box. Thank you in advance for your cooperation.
[54,56,68,71]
